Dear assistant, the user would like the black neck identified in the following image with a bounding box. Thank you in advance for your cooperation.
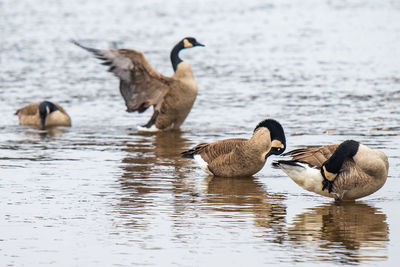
[324,140,360,173]
[39,101,58,128]
[170,41,184,72]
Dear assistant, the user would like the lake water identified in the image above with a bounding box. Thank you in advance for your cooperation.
[1,0,400,266]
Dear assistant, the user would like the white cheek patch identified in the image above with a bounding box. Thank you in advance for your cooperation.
[183,39,193,48]
[194,155,213,175]
[271,140,283,148]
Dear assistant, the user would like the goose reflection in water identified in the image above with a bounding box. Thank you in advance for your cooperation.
[205,176,287,242]
[120,130,191,179]
[19,126,70,139]
[115,130,197,227]
[288,202,389,264]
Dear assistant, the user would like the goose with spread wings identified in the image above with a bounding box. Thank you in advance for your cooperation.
[73,37,204,131]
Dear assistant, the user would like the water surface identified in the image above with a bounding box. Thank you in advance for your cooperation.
[1,0,400,266]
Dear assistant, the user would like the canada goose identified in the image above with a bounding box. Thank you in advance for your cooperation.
[15,101,71,129]
[273,140,389,202]
[181,119,286,177]
[73,37,204,131]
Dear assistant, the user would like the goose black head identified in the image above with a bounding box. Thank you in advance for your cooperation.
[39,101,59,129]
[171,37,205,72]
[182,37,205,49]
[321,140,360,192]
[254,119,286,157]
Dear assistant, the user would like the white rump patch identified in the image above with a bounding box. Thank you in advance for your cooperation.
[279,162,328,196]
[137,125,160,132]
[194,155,213,175]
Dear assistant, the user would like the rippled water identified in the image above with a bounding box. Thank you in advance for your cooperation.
[1,0,400,266]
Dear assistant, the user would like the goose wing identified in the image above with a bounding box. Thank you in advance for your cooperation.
[74,41,172,113]
[15,103,40,116]
[182,138,247,162]
[283,144,339,167]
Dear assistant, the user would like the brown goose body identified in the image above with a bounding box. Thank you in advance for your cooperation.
[274,142,389,200]
[182,119,286,177]
[154,62,198,130]
[74,37,204,131]
[16,102,71,129]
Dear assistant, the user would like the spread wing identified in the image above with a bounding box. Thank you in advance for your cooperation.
[283,144,339,167]
[73,41,172,113]
[182,138,247,163]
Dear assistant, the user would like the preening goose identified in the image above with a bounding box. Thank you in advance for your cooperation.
[273,140,389,202]
[73,37,204,131]
[15,101,71,129]
[181,119,286,177]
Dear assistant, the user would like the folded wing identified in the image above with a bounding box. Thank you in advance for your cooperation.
[182,138,247,162]
[283,144,339,167]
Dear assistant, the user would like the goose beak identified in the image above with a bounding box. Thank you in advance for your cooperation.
[265,151,277,159]
[265,147,284,158]
[195,42,205,47]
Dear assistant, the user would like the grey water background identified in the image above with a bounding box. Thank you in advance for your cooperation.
[1,0,400,266]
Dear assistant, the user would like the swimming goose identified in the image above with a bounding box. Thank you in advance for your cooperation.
[181,119,286,177]
[73,37,204,131]
[15,101,71,129]
[273,140,389,201]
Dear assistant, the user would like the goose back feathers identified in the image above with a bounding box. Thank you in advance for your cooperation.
[73,37,204,131]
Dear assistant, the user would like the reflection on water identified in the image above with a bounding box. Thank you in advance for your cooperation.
[35,127,70,137]
[15,125,70,139]
[288,202,389,264]
[120,130,190,179]
[205,176,287,243]
[116,131,195,229]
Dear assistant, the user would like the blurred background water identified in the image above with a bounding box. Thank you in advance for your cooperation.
[1,0,399,266]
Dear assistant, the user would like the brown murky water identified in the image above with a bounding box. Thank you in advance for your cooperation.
[1,0,400,266]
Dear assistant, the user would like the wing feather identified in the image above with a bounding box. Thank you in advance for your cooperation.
[73,41,172,113]
[182,139,247,162]
[283,144,339,167]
